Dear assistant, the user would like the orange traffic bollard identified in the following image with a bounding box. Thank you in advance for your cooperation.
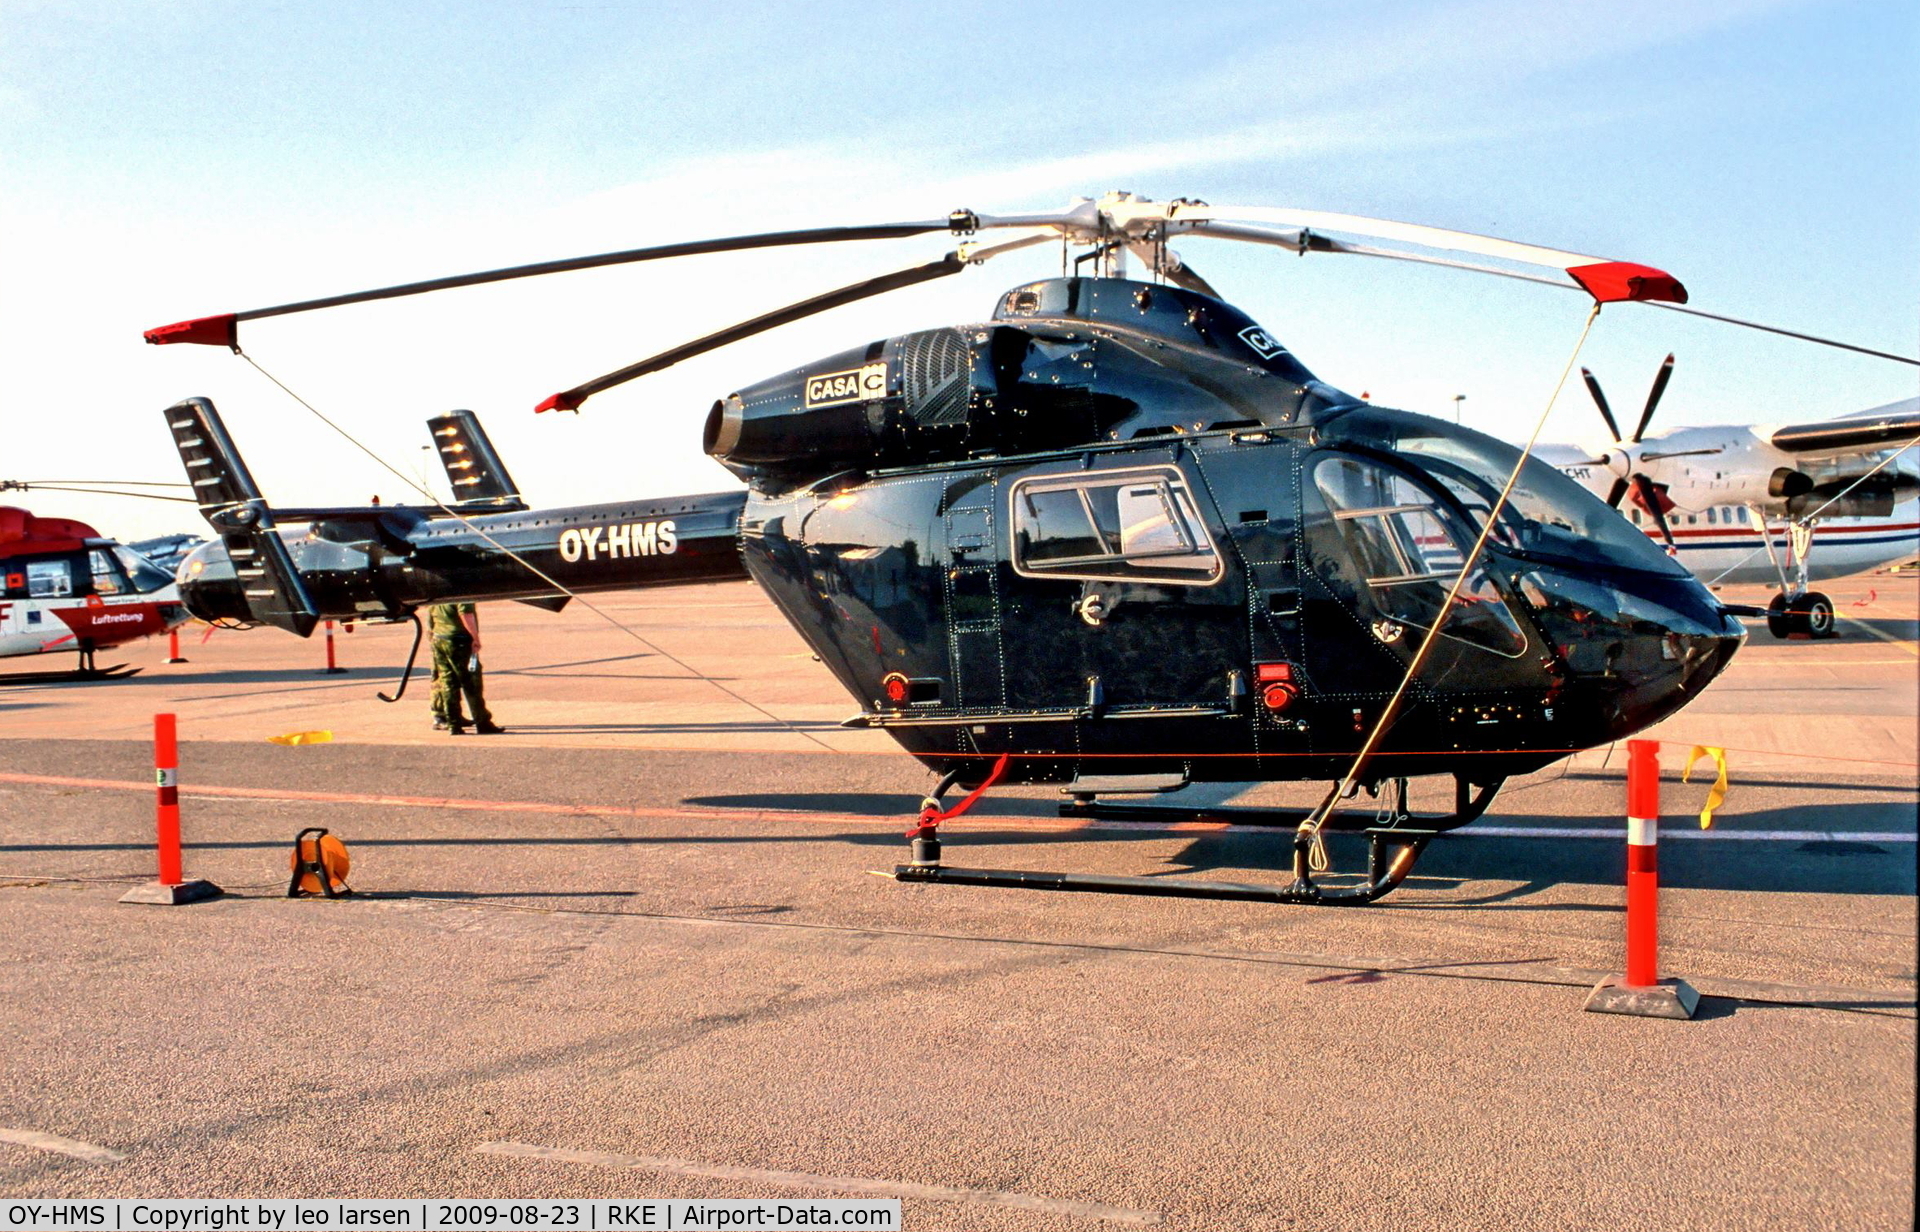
[1585,739,1698,1018]
[320,619,347,674]
[119,714,222,906]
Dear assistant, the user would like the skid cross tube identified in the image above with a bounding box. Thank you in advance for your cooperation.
[1058,774,1503,832]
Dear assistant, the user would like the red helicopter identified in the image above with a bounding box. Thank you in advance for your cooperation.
[0,506,189,681]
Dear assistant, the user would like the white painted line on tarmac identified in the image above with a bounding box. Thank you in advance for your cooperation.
[476,1141,1161,1225]
[0,1127,124,1163]
[1461,827,1914,843]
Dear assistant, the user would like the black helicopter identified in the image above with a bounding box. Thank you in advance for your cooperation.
[146,193,1764,904]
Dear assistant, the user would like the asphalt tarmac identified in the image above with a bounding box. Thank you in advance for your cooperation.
[1,574,1914,1230]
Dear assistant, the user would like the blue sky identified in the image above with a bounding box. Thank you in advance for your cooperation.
[2,0,1915,537]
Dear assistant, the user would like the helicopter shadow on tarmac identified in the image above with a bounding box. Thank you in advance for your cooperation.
[515,720,842,736]
[672,789,1915,901]
[6,809,1909,909]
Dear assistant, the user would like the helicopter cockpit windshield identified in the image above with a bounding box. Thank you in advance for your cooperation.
[1325,408,1688,577]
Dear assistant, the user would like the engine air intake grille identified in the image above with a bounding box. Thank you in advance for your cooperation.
[900,329,972,426]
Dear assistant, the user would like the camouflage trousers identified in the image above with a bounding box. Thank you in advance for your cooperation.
[429,636,492,726]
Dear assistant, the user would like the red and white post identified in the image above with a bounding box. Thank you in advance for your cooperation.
[119,714,222,906]
[320,619,347,674]
[1624,740,1660,987]
[1586,739,1698,1018]
[155,712,182,886]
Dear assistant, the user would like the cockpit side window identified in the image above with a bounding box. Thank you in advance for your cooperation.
[89,549,132,597]
[1313,456,1527,657]
[1011,466,1222,584]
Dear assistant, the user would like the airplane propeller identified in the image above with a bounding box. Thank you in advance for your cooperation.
[1630,473,1677,551]
[1582,354,1679,552]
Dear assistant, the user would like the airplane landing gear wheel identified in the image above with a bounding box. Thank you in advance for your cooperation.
[1800,591,1836,639]
[1765,593,1791,639]
[1768,591,1837,639]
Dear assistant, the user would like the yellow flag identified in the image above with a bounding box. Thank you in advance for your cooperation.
[268,730,334,746]
[1682,745,1729,829]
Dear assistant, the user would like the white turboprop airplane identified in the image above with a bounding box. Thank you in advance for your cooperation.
[1535,359,1919,639]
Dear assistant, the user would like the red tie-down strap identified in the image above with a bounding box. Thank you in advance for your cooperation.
[906,752,1011,839]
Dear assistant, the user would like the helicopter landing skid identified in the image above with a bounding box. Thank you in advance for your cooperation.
[892,776,1501,905]
[0,662,141,686]
[892,825,1440,906]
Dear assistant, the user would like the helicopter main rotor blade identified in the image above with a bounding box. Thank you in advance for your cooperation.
[143,217,979,349]
[1203,221,1918,367]
[535,230,1057,412]
[1630,353,1676,444]
[0,483,201,503]
[536,253,967,413]
[1632,474,1678,552]
[1166,203,1687,305]
[3,478,191,488]
[1581,367,1624,442]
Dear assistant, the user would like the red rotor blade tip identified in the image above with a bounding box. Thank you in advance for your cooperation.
[1567,262,1688,305]
[143,313,239,348]
[535,391,584,414]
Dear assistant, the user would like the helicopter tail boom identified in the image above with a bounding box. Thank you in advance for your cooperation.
[165,397,752,632]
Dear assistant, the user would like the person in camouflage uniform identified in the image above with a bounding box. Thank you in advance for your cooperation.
[428,601,503,735]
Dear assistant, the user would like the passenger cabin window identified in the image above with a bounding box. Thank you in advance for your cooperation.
[1313,456,1527,657]
[1010,467,1222,584]
[26,559,75,598]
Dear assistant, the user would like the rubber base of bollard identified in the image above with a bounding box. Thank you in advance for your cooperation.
[119,879,224,906]
[1584,975,1700,1019]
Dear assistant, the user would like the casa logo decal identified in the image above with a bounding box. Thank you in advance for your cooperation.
[1238,325,1286,360]
[559,519,678,563]
[804,362,887,408]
